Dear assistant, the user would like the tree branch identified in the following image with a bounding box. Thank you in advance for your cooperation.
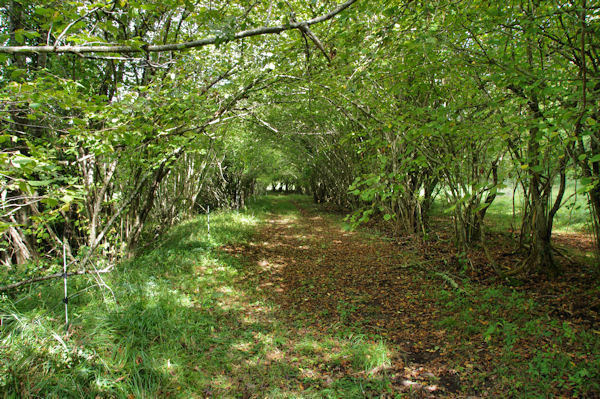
[0,265,113,292]
[0,0,358,55]
[54,7,101,46]
[299,23,331,62]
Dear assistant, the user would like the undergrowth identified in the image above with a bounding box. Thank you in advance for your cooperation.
[433,283,600,397]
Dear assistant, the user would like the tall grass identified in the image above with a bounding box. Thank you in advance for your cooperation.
[0,197,267,397]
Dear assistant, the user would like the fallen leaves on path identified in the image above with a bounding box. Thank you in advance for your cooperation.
[222,198,599,397]
[225,201,466,397]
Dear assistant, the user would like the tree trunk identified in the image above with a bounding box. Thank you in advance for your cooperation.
[470,162,498,243]
[529,198,558,276]
[7,225,34,264]
[127,164,169,252]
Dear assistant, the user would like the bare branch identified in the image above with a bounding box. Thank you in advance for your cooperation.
[54,7,101,46]
[299,23,331,62]
[0,265,113,292]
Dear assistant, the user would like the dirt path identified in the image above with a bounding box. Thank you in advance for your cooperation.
[226,198,463,396]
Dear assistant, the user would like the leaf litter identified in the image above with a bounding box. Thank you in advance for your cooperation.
[224,197,600,397]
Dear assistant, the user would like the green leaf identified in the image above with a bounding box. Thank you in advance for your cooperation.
[10,69,25,80]
[580,177,594,186]
[589,154,600,163]
[29,179,54,187]
[62,194,74,204]
[18,181,31,194]
[42,198,59,207]
[22,31,41,39]
[11,155,35,169]
[474,202,490,212]
[14,30,25,44]
[0,222,10,235]
[34,7,53,16]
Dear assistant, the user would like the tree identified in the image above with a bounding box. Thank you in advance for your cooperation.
[0,0,360,268]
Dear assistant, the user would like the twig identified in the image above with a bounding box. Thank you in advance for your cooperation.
[433,272,471,296]
[0,265,113,292]
[54,7,101,46]
[88,261,116,303]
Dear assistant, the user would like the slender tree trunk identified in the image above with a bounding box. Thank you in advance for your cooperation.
[471,162,498,242]
[526,113,560,276]
[127,164,169,252]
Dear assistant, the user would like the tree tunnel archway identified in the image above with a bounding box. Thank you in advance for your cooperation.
[2,0,600,277]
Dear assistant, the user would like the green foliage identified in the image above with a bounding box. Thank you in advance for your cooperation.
[3,0,599,273]
[2,1,600,394]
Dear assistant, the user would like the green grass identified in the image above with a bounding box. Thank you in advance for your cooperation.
[431,180,594,234]
[485,181,593,234]
[0,195,395,398]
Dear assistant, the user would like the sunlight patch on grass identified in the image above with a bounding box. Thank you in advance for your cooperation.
[486,182,593,234]
[337,334,393,374]
[295,337,324,356]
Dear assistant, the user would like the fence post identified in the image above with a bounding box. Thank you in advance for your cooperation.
[62,242,69,332]
[207,205,210,236]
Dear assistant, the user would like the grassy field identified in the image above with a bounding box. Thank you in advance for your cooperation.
[485,181,593,234]
[430,180,595,237]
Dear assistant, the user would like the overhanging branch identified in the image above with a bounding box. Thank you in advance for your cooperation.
[299,23,331,62]
[0,0,358,55]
